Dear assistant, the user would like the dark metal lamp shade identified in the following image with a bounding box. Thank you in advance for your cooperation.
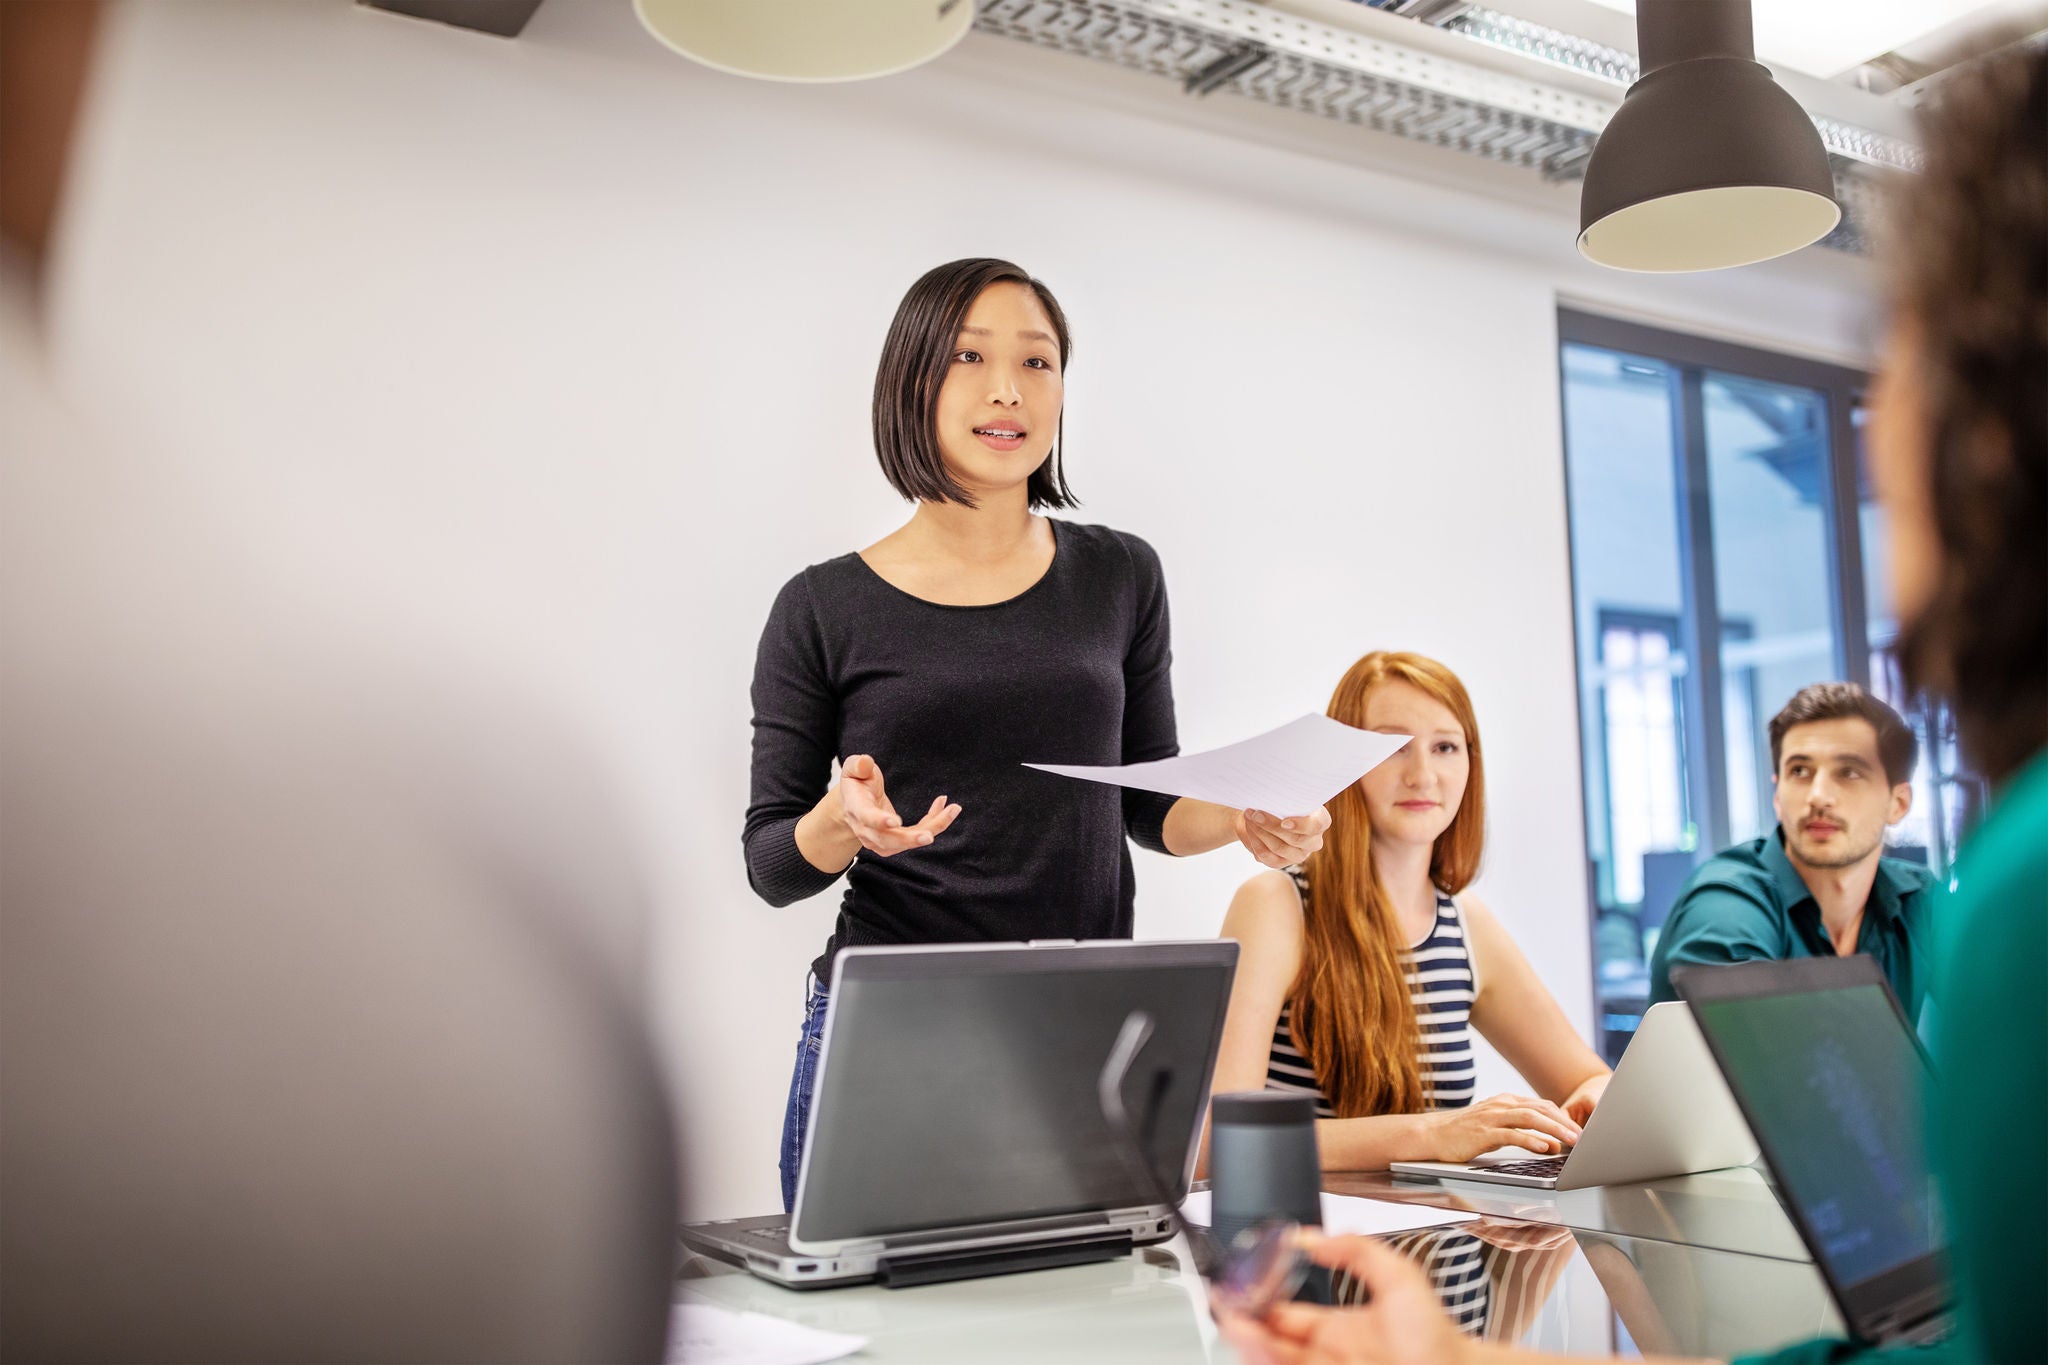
[1579,2,1840,272]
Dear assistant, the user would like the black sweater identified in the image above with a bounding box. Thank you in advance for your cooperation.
[743,521,1181,979]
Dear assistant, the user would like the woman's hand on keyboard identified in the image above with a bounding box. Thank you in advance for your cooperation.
[1561,1071,1611,1125]
[1419,1093,1581,1162]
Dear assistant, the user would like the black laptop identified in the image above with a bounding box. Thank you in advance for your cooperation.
[1675,954,1949,1348]
[679,939,1237,1289]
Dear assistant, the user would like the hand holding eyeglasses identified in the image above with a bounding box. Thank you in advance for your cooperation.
[1217,1231,1474,1365]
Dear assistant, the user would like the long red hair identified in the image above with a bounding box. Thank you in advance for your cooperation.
[1287,651,1485,1117]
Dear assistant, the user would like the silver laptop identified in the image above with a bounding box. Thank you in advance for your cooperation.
[679,939,1238,1288]
[1389,1001,1757,1191]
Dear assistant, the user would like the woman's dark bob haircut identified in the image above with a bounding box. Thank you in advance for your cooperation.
[872,258,1079,511]
[1887,43,2047,787]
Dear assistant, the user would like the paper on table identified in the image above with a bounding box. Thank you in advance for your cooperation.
[1180,1189,1476,1237]
[665,1302,867,1365]
[1025,714,1410,818]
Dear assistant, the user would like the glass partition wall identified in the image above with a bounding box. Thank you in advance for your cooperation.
[1557,311,1975,1060]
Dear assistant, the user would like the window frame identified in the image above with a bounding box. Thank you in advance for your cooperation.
[1590,606,1687,913]
[1558,309,1875,1056]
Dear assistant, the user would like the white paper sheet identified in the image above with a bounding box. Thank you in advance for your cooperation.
[665,1302,867,1365]
[1025,714,1411,818]
[1180,1189,1476,1237]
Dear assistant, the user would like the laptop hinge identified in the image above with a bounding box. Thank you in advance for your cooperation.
[874,1231,1133,1289]
[831,1210,1111,1255]
[1865,1290,1948,1344]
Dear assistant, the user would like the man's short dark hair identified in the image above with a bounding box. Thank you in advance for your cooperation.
[871,257,1078,512]
[1768,683,1919,786]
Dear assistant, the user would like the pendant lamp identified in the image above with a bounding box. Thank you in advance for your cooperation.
[1579,0,1840,272]
[634,0,973,83]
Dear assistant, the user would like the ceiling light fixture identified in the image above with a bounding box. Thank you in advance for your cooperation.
[634,0,973,83]
[1578,0,1840,272]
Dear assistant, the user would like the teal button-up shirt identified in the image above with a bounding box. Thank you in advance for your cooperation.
[1647,827,1938,1017]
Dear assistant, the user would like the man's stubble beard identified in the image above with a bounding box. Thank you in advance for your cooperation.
[1787,823,1885,870]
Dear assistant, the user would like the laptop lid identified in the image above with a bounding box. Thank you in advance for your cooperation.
[790,940,1237,1256]
[1552,1000,1757,1189]
[1674,955,1946,1343]
[1389,1001,1756,1190]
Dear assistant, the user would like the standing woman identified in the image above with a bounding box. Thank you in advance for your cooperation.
[745,258,1330,1210]
[1206,651,1610,1174]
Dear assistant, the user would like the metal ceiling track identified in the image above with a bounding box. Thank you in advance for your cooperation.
[973,0,1916,255]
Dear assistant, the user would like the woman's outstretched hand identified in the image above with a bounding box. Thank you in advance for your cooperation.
[834,754,961,857]
[1235,805,1332,869]
[1219,1232,1473,1365]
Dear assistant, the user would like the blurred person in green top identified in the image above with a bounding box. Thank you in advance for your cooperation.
[1649,683,1938,1018]
[1220,39,2047,1365]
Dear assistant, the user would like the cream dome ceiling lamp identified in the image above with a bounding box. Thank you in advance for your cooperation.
[1578,0,1841,272]
[634,0,974,83]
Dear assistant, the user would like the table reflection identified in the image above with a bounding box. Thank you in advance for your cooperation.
[1339,1220,1580,1345]
[1364,1218,1839,1360]
[671,1210,1838,1362]
[1326,1165,1811,1263]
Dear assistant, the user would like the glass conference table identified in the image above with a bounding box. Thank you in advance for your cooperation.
[673,1166,1843,1362]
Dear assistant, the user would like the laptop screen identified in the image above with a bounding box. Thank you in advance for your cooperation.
[792,942,1236,1248]
[1688,977,1940,1289]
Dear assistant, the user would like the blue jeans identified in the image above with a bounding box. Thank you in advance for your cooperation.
[779,976,830,1213]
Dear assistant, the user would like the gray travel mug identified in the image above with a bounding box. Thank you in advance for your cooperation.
[1209,1091,1323,1249]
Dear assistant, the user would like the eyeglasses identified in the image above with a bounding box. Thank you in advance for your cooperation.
[1097,1009,1310,1319]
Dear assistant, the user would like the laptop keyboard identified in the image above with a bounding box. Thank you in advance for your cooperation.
[734,1222,793,1245]
[1480,1156,1568,1177]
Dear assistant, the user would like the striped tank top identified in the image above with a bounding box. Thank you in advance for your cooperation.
[1264,866,1478,1117]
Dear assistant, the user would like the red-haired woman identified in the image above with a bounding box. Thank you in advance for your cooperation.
[1207,651,1611,1172]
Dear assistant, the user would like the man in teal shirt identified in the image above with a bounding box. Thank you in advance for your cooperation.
[1649,683,1937,1017]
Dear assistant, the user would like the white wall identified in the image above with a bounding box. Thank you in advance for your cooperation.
[50,0,1875,1218]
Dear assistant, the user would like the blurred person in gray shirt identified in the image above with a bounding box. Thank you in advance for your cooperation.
[0,257,680,1363]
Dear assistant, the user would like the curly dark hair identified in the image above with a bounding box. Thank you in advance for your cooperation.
[1886,43,2048,788]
